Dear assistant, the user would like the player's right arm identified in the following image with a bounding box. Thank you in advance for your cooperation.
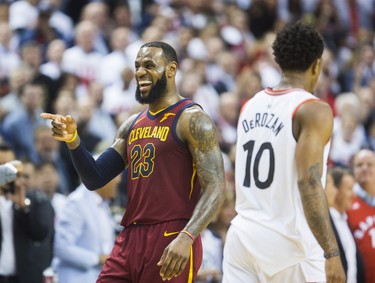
[293,101,345,283]
[40,112,136,190]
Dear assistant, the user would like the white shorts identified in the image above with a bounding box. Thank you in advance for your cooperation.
[222,225,326,283]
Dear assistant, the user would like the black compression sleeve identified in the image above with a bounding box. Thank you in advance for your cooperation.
[69,144,125,190]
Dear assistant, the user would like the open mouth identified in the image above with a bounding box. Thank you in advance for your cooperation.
[138,81,152,93]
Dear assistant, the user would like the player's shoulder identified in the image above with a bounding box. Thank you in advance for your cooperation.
[116,112,141,140]
[296,98,332,119]
[178,104,217,142]
[179,103,213,126]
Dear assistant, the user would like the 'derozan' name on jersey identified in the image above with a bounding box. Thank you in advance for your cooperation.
[241,112,284,137]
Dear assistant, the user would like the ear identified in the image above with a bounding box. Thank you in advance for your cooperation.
[311,58,322,76]
[167,61,178,78]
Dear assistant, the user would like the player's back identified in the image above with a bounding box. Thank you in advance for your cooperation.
[232,87,330,275]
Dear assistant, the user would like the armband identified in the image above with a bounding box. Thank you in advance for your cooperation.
[66,130,78,143]
[324,250,340,259]
[69,145,125,190]
[180,230,195,242]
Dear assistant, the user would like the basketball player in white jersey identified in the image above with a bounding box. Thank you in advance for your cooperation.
[222,22,346,283]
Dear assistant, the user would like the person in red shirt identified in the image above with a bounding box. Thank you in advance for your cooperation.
[347,149,375,283]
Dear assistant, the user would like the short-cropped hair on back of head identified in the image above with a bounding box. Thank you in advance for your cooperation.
[272,21,324,72]
[141,41,179,65]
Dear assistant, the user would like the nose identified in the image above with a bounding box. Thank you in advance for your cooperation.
[135,66,146,78]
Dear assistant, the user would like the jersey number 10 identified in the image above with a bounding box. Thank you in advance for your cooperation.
[243,140,275,189]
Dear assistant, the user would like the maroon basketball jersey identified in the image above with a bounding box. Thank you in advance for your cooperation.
[122,98,202,226]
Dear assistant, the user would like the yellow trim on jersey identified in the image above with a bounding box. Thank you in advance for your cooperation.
[189,164,197,199]
[149,108,166,115]
[188,246,193,283]
[160,113,176,123]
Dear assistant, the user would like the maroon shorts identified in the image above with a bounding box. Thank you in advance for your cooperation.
[97,220,203,283]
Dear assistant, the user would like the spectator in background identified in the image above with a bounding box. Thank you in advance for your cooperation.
[84,81,118,144]
[80,2,111,55]
[102,66,140,119]
[325,167,365,283]
[54,170,121,283]
[347,149,375,283]
[179,60,221,123]
[0,2,9,23]
[35,161,67,223]
[8,0,39,33]
[216,92,240,154]
[211,51,239,94]
[31,124,72,195]
[353,44,375,89]
[17,4,64,56]
[19,41,58,113]
[0,143,54,283]
[61,20,103,98]
[110,0,132,30]
[0,65,33,121]
[1,81,47,160]
[99,27,132,87]
[44,0,74,43]
[40,39,66,82]
[252,32,281,88]
[0,22,20,97]
[74,96,102,153]
[246,0,279,39]
[125,24,164,64]
[21,159,56,283]
[235,67,262,105]
[330,92,367,167]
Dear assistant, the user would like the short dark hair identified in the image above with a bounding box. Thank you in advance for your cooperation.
[140,41,179,65]
[272,22,324,72]
[329,167,352,189]
[0,142,13,153]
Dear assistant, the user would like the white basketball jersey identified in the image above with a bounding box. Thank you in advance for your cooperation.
[232,88,330,277]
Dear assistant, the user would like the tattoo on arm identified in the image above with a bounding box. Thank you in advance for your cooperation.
[189,112,216,153]
[112,115,137,165]
[184,111,225,236]
[299,163,338,253]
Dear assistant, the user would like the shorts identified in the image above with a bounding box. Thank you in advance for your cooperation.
[222,224,325,283]
[97,220,202,283]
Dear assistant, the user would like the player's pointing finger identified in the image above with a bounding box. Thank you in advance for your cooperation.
[40,112,59,121]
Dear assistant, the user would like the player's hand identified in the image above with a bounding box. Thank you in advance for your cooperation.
[40,113,77,142]
[325,256,346,283]
[157,233,193,281]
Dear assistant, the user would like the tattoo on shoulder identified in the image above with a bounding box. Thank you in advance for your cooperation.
[116,115,137,140]
[189,112,216,153]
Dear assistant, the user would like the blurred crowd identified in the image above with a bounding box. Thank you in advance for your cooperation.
[0,0,375,282]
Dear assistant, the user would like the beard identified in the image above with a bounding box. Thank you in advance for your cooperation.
[135,71,167,104]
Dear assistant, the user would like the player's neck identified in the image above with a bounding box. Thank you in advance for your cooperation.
[274,72,306,90]
[148,92,182,113]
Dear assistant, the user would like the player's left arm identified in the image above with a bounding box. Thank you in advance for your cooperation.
[158,106,225,281]
[179,106,225,236]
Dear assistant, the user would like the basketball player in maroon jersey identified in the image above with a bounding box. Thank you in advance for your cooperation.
[41,41,225,282]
